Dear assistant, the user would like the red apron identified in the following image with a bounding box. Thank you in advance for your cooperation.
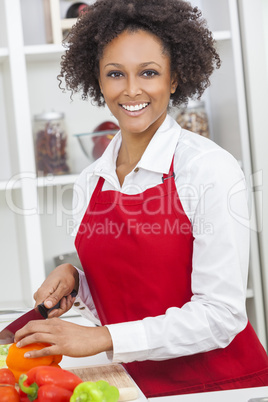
[75,159,268,397]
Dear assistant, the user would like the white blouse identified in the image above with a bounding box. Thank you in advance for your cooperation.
[71,114,249,363]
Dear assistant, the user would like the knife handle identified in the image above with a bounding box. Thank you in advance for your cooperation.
[37,290,77,319]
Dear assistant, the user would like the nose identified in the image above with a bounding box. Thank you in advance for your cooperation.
[124,75,142,98]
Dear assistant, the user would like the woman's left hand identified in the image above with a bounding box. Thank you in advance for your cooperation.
[14,318,113,358]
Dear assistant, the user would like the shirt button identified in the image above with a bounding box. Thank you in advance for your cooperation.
[74,302,80,307]
[79,307,86,310]
[134,167,139,173]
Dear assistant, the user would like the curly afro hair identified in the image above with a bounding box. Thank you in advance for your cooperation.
[58,0,221,107]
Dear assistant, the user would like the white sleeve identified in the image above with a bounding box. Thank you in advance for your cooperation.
[106,149,249,363]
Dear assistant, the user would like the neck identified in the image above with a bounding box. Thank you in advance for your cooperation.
[117,131,152,167]
[117,113,167,166]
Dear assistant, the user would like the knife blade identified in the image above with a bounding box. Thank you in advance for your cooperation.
[0,290,77,345]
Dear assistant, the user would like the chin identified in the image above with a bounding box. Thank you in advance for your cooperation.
[121,120,153,134]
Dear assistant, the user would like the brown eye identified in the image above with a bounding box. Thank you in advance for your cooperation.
[142,70,158,77]
[107,71,123,78]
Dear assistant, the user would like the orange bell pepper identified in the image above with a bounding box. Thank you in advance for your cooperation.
[6,343,62,382]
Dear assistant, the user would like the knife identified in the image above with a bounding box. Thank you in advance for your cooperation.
[0,290,77,345]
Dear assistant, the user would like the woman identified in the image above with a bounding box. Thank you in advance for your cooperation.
[15,0,268,397]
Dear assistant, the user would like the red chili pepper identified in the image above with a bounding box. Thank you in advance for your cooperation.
[0,368,16,386]
[0,384,20,402]
[19,365,82,401]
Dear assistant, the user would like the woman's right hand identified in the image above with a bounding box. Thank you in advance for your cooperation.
[33,263,79,318]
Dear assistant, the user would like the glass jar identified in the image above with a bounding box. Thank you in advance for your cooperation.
[33,111,70,176]
[176,100,210,138]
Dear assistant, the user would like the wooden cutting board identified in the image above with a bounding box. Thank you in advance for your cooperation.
[68,363,140,401]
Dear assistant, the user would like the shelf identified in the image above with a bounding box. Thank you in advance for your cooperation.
[61,18,77,31]
[213,30,231,41]
[0,47,8,63]
[246,288,254,299]
[0,174,78,191]
[22,30,231,63]
[0,179,21,191]
[24,43,65,62]
[37,173,78,187]
[0,300,31,311]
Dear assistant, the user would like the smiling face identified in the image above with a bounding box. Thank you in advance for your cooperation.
[98,29,177,139]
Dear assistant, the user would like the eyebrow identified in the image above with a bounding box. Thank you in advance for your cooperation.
[104,61,162,68]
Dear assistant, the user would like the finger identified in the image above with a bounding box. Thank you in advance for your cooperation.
[47,296,66,318]
[15,322,37,343]
[47,294,74,318]
[33,283,59,307]
[34,282,72,309]
[68,295,74,307]
[47,308,62,318]
[66,294,75,310]
[24,344,60,359]
[16,333,54,349]
[49,296,72,317]
[44,291,62,309]
[57,293,75,311]
[43,284,72,309]
[14,319,54,342]
[34,290,56,308]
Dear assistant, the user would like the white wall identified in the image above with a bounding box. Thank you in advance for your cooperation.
[262,0,268,81]
[238,0,268,336]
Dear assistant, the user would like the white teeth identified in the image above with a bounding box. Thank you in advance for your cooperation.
[122,103,148,111]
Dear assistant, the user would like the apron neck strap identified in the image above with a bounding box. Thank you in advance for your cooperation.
[162,156,175,183]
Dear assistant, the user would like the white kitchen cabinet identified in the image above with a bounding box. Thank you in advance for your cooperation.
[0,0,267,350]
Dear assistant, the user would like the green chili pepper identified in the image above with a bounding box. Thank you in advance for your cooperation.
[70,380,120,402]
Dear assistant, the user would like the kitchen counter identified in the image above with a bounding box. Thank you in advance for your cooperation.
[1,312,267,401]
[62,344,268,402]
[56,314,147,401]
[61,315,268,402]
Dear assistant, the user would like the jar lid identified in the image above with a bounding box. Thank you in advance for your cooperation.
[34,111,65,121]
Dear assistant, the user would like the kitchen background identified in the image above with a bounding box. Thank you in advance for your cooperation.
[0,0,267,351]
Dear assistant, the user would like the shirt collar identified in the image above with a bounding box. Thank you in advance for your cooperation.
[93,114,181,176]
[138,114,181,174]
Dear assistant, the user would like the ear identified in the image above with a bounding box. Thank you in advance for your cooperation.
[98,80,103,94]
[170,75,178,94]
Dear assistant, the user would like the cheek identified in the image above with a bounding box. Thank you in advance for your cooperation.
[103,82,123,102]
[146,85,172,103]
[144,76,172,98]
